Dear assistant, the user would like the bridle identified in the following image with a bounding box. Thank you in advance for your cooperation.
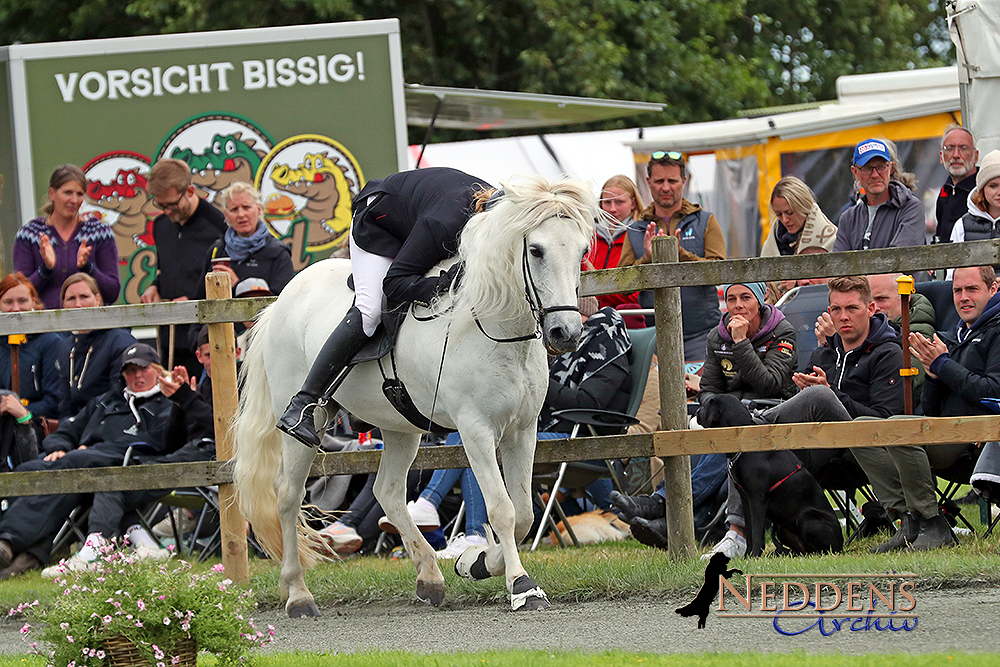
[474,237,580,344]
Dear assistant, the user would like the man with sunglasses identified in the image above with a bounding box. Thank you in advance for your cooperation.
[142,158,227,373]
[618,151,726,361]
[934,125,979,244]
[833,138,925,253]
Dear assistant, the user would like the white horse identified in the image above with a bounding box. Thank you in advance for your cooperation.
[233,175,599,617]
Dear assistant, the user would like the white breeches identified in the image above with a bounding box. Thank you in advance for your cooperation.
[350,232,393,337]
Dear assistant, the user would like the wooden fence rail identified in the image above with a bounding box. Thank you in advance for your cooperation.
[0,240,995,573]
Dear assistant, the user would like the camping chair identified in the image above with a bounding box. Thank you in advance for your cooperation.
[931,444,983,534]
[530,326,658,550]
[775,284,830,372]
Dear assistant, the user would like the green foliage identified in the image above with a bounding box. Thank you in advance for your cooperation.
[18,549,271,667]
[0,1,953,137]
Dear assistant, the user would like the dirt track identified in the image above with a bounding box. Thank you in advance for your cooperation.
[3,584,996,656]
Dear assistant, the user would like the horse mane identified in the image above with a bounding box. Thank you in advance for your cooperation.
[448,175,598,322]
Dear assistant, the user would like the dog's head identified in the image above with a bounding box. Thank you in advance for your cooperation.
[697,394,755,429]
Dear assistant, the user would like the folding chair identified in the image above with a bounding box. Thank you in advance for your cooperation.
[530,326,658,550]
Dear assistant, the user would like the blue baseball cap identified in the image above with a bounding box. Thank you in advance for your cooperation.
[853,139,892,166]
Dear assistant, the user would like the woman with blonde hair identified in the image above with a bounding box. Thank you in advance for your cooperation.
[193,181,294,298]
[56,272,137,420]
[761,176,837,257]
[588,175,645,310]
[13,165,120,308]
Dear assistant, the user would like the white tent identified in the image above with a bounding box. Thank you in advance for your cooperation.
[949,0,1000,155]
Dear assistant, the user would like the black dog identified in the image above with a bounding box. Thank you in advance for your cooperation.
[697,394,844,557]
[676,552,742,629]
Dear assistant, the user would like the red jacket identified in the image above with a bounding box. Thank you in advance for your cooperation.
[584,227,639,310]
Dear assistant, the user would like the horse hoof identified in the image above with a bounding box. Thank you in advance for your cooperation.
[454,546,491,581]
[287,600,321,618]
[416,580,446,607]
[510,574,550,611]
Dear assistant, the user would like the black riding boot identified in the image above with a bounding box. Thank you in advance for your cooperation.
[278,307,368,447]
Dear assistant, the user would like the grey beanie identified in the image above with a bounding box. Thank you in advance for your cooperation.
[977,150,1000,193]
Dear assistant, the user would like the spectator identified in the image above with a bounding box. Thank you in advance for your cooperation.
[833,139,925,253]
[936,126,979,244]
[950,149,1000,243]
[194,182,294,299]
[851,266,1000,553]
[142,158,227,374]
[13,165,120,308]
[233,277,273,352]
[48,327,222,576]
[55,273,137,421]
[865,273,936,403]
[613,282,798,548]
[761,176,837,257]
[0,273,62,423]
[701,276,904,558]
[588,175,645,310]
[0,344,174,578]
[618,151,726,361]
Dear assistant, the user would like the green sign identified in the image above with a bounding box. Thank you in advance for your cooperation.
[2,20,405,302]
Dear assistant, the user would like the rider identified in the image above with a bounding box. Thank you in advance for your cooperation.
[278,167,495,447]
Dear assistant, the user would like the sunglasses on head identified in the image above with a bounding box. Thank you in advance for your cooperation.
[651,151,683,160]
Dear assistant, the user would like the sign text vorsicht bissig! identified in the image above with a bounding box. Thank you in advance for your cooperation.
[54,52,367,102]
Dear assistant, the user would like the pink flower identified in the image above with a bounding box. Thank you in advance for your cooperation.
[96,650,105,659]
[66,635,74,643]
[212,563,225,573]
[18,624,30,634]
[163,618,171,626]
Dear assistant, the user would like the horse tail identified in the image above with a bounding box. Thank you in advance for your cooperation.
[232,302,328,569]
[232,303,287,562]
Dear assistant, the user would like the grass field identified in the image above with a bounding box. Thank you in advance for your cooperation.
[1,531,997,612]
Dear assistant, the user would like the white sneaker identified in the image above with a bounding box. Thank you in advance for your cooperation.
[152,508,198,538]
[41,552,100,579]
[133,544,172,561]
[319,521,363,555]
[435,533,487,560]
[700,530,747,561]
[378,498,441,534]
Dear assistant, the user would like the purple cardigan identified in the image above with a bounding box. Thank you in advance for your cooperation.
[13,216,121,308]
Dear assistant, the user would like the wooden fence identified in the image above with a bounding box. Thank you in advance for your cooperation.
[0,240,999,576]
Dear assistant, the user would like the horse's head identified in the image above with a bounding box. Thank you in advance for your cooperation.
[453,175,598,354]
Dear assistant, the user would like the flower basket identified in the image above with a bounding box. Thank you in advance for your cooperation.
[102,635,196,667]
[15,546,274,667]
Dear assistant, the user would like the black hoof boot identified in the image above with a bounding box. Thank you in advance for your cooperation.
[510,575,550,611]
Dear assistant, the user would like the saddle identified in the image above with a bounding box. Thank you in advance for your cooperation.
[344,275,454,434]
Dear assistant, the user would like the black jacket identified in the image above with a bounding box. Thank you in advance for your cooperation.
[699,304,798,402]
[151,375,216,464]
[810,313,904,418]
[935,170,978,244]
[42,388,174,456]
[151,198,227,300]
[0,332,63,419]
[55,328,137,421]
[922,291,1000,417]
[195,233,294,298]
[350,167,492,306]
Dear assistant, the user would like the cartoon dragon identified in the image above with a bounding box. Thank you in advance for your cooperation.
[86,168,158,262]
[268,152,354,249]
[171,132,266,204]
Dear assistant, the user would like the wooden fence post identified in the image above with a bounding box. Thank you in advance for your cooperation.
[652,236,696,559]
[205,271,249,584]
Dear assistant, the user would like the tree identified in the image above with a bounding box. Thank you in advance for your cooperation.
[0,0,954,135]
